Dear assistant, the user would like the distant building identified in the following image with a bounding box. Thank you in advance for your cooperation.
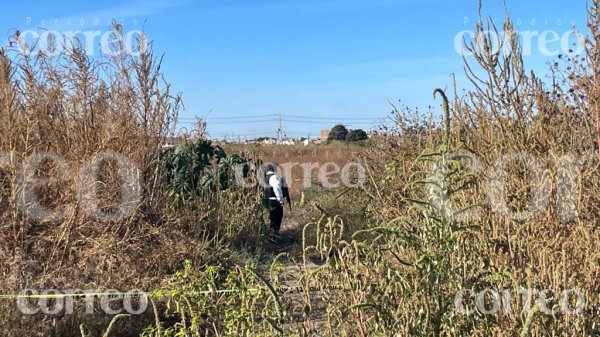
[314,129,331,144]
[262,138,277,145]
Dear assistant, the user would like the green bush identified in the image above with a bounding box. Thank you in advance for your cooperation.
[327,124,348,141]
[151,140,254,211]
[345,129,368,142]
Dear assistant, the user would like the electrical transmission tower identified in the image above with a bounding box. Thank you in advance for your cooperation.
[276,114,283,144]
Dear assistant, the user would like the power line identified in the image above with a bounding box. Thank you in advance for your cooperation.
[176,113,390,141]
[178,119,276,125]
[178,114,277,121]
[280,114,387,121]
[179,119,385,125]
[178,114,388,121]
[213,134,277,139]
[281,119,379,125]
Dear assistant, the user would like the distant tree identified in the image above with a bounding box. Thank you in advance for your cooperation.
[328,124,349,141]
[346,129,368,142]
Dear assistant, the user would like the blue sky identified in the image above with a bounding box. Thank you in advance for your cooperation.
[0,0,588,140]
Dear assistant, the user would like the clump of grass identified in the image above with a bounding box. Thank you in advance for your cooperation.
[291,2,600,336]
[0,24,263,336]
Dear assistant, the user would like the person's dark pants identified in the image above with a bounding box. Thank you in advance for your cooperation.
[269,202,284,233]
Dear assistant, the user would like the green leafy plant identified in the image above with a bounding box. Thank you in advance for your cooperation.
[142,259,290,337]
[151,140,255,211]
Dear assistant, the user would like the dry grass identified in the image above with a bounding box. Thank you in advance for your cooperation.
[290,6,600,337]
[222,142,367,196]
[0,25,263,336]
[2,2,600,336]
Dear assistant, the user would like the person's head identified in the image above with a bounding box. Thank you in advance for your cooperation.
[265,163,275,173]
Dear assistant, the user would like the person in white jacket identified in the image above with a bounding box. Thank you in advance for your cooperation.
[264,163,285,237]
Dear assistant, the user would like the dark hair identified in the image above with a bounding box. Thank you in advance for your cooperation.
[265,163,275,172]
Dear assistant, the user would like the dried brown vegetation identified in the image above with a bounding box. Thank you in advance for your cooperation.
[2,2,600,337]
[0,25,264,336]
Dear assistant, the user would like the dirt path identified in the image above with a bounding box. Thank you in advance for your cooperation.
[264,202,311,256]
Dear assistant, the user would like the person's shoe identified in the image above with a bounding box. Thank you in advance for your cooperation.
[268,230,281,243]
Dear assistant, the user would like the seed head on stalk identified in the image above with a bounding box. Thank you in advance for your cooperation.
[433,88,451,151]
